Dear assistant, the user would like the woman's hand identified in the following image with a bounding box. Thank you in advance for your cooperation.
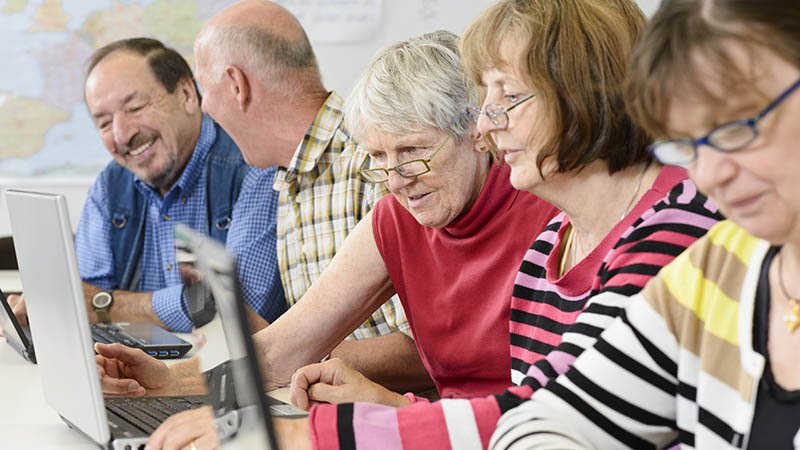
[145,406,219,450]
[290,358,411,410]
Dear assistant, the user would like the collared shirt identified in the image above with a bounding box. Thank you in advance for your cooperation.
[76,115,284,331]
[273,92,409,339]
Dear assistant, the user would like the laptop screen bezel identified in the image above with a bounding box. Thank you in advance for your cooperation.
[0,288,35,362]
[177,224,280,448]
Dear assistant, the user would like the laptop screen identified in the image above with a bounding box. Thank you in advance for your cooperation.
[175,224,279,448]
[5,189,111,443]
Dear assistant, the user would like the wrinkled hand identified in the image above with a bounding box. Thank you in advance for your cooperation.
[95,342,175,397]
[289,358,410,410]
[7,294,27,326]
[145,406,219,450]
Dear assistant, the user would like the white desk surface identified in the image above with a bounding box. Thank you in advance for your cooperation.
[0,270,23,294]
[0,316,289,449]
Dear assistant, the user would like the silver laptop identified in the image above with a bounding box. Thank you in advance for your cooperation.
[176,224,307,447]
[4,189,193,359]
[4,190,238,449]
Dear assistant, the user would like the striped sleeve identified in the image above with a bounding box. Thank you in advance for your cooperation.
[310,396,503,450]
[490,293,682,450]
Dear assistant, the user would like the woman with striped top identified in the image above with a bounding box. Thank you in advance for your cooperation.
[274,1,722,448]
[491,1,800,449]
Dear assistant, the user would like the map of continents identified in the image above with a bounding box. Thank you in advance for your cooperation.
[0,0,236,177]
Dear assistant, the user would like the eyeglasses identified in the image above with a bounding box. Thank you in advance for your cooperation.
[473,93,536,130]
[358,136,451,183]
[649,77,800,167]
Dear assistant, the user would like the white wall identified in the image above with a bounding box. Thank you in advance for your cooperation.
[0,0,662,236]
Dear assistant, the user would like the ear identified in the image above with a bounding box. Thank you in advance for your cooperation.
[178,77,200,114]
[225,65,251,113]
[472,130,490,153]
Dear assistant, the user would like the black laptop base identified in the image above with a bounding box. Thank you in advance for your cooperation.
[90,322,192,359]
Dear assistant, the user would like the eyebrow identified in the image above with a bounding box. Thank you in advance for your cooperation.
[122,91,141,104]
[91,91,142,120]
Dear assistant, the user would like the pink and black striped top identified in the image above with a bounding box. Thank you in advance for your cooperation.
[308,166,722,450]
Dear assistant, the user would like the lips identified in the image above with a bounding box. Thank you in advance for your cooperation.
[406,192,431,208]
[503,149,523,163]
[726,192,765,214]
[127,139,154,157]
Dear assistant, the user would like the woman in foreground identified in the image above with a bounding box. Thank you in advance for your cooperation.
[491,0,800,448]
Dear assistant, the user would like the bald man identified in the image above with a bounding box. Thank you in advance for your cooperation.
[193,0,430,390]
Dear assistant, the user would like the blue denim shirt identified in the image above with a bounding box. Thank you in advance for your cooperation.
[75,116,285,331]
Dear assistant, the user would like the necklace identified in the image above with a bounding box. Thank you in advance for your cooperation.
[619,160,651,221]
[777,249,800,333]
[559,225,575,276]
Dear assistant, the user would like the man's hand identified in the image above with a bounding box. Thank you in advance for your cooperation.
[290,358,411,410]
[95,342,175,397]
[7,294,28,326]
[145,406,219,450]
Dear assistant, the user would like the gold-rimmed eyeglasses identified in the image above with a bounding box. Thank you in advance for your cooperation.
[472,93,536,130]
[358,136,451,183]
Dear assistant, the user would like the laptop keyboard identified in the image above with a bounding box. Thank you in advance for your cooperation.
[106,396,206,435]
[91,323,146,347]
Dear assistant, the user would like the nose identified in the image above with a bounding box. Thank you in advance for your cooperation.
[385,170,414,192]
[475,110,500,136]
[689,144,737,194]
[111,114,138,151]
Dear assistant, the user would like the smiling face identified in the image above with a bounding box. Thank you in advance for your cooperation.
[362,129,489,229]
[85,50,200,193]
[666,44,800,244]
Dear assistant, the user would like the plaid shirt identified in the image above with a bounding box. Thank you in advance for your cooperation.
[273,92,409,339]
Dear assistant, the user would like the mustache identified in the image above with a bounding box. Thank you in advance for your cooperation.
[118,133,157,155]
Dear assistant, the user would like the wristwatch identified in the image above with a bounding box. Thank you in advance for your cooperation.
[91,291,114,323]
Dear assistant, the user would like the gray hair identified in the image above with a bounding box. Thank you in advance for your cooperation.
[199,23,320,98]
[345,30,479,142]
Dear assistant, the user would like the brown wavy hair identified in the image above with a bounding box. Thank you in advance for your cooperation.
[460,0,651,176]
[625,0,800,139]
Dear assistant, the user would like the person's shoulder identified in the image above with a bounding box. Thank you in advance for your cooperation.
[691,220,765,262]
[657,220,764,286]
[96,160,133,186]
[641,176,721,225]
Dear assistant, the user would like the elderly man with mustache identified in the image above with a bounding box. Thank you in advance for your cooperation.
[8,37,285,333]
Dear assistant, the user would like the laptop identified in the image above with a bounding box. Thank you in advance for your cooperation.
[0,288,36,363]
[4,189,241,449]
[175,223,306,446]
[4,189,192,359]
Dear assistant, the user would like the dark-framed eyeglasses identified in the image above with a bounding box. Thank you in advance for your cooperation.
[358,136,451,183]
[649,76,800,167]
[472,93,536,130]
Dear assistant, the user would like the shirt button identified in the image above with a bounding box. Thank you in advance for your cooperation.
[166,263,173,271]
[162,214,170,221]
[181,196,188,204]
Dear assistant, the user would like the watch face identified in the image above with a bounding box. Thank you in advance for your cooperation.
[92,292,112,309]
